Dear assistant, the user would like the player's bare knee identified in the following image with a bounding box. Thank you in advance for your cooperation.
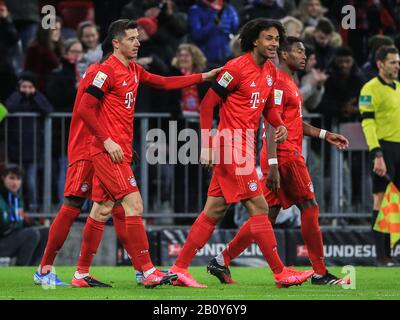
[123,200,143,216]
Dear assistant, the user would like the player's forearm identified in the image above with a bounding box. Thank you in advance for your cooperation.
[200,89,221,147]
[143,73,202,90]
[77,92,109,142]
[263,106,284,129]
[303,121,324,138]
[361,119,381,154]
[266,123,278,160]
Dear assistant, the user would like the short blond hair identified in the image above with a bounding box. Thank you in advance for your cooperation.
[171,44,207,73]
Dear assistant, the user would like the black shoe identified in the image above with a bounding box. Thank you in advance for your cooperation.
[311,271,347,286]
[72,275,112,288]
[206,258,235,284]
[376,258,399,267]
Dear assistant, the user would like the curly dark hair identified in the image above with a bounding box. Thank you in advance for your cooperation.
[239,18,286,53]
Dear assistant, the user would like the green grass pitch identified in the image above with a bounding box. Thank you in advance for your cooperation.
[1,266,400,300]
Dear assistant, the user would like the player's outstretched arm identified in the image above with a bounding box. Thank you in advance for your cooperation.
[199,88,222,169]
[302,121,349,150]
[139,67,222,91]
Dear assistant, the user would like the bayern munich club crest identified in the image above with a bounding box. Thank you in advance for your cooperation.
[266,75,273,87]
[80,182,89,193]
[248,180,258,192]
[128,176,137,187]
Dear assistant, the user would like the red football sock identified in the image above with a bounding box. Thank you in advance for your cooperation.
[40,205,81,274]
[222,220,253,266]
[111,206,141,271]
[125,216,154,273]
[76,216,105,274]
[301,205,326,275]
[175,211,217,269]
[249,214,284,274]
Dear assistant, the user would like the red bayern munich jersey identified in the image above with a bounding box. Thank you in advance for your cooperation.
[261,69,304,173]
[213,52,277,154]
[89,54,175,164]
[68,63,101,165]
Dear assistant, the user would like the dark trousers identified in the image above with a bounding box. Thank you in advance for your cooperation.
[0,226,49,266]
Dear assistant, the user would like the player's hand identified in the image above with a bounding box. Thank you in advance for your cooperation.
[104,138,124,163]
[373,155,387,177]
[326,132,349,150]
[201,67,223,81]
[266,165,280,192]
[200,147,214,169]
[275,125,287,144]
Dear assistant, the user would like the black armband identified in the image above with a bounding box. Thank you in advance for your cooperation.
[211,82,228,100]
[85,85,104,100]
[361,112,375,120]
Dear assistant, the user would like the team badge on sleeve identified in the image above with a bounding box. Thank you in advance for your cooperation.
[218,71,234,88]
[93,71,108,88]
[359,95,372,107]
[274,89,283,105]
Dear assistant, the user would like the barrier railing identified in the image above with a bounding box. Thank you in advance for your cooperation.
[0,112,372,224]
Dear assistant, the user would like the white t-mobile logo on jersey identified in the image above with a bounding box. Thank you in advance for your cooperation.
[125,91,134,109]
[250,92,260,109]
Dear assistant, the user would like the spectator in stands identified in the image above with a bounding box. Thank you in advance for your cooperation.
[0,163,49,266]
[299,44,328,113]
[362,35,395,82]
[229,33,242,59]
[5,0,39,51]
[169,43,209,117]
[280,16,304,38]
[297,0,326,28]
[135,16,171,113]
[5,73,53,211]
[318,47,366,127]
[121,0,160,21]
[24,17,63,92]
[123,1,187,58]
[0,1,18,102]
[47,38,83,112]
[188,0,239,68]
[46,38,83,206]
[77,21,102,77]
[302,17,338,71]
[240,0,287,26]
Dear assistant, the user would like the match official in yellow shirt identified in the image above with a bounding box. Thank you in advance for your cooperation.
[359,45,400,266]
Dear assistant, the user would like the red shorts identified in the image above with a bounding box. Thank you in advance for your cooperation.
[262,156,315,209]
[64,160,94,198]
[91,152,139,202]
[207,163,263,204]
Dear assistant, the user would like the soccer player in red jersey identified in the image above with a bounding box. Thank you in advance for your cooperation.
[71,19,221,288]
[168,19,314,288]
[209,37,351,286]
[33,61,131,286]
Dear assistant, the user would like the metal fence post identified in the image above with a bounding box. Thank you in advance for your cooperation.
[43,116,52,214]
[140,118,149,214]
